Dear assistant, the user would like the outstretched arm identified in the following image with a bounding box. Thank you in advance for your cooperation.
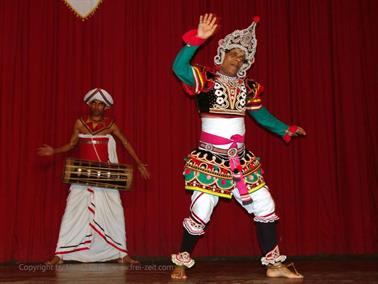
[37,120,81,156]
[248,108,306,142]
[172,13,218,86]
[111,124,150,179]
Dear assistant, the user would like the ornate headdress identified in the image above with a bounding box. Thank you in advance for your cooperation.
[84,88,113,107]
[214,16,260,78]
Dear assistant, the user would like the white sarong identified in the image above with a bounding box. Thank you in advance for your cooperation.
[55,134,128,262]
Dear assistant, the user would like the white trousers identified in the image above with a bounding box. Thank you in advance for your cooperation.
[189,186,278,227]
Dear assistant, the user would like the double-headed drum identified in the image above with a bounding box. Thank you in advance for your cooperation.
[63,158,133,190]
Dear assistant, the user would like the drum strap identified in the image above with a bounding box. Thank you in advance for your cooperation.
[91,137,102,162]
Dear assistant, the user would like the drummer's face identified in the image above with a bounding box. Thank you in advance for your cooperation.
[89,100,106,116]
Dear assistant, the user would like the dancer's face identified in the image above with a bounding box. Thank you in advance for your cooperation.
[220,48,246,77]
[89,99,106,116]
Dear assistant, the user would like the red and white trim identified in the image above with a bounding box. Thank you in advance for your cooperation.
[254,212,279,223]
[190,192,204,211]
[261,245,287,266]
[88,186,127,253]
[190,212,206,227]
[183,217,205,236]
[55,235,92,255]
[89,222,128,253]
[171,252,195,268]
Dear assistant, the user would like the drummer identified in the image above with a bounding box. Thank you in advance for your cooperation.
[38,88,150,265]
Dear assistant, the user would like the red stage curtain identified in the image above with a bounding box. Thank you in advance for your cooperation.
[0,0,377,262]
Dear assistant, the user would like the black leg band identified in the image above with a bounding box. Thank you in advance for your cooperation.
[180,229,201,254]
[256,222,278,255]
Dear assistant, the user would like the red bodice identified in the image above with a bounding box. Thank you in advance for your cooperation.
[78,137,109,162]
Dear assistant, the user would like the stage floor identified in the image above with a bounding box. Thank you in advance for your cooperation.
[1,256,377,283]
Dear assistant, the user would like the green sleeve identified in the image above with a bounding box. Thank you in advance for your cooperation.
[172,45,200,86]
[248,107,289,137]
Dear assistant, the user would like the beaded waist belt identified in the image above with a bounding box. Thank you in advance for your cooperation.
[198,141,245,157]
[79,140,108,144]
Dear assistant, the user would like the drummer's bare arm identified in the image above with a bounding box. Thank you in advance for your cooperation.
[37,120,81,156]
[111,123,150,179]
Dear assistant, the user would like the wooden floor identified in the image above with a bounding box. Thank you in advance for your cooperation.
[1,256,377,283]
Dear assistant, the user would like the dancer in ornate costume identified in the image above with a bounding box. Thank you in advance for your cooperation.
[38,88,150,265]
[170,14,306,279]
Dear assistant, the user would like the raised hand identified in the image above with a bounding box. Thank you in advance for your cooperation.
[197,13,218,39]
[37,144,54,156]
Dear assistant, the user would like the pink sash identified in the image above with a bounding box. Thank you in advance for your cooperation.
[200,132,252,205]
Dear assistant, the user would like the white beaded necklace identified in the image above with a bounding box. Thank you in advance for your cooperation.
[216,71,242,88]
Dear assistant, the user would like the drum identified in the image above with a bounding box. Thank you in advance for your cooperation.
[63,158,133,190]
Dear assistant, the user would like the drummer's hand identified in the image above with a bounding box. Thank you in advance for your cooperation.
[37,144,54,156]
[137,164,150,179]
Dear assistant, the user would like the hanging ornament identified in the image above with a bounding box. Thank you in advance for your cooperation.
[63,0,103,21]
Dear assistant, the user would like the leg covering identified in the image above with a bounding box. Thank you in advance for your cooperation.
[256,222,278,255]
[256,220,287,265]
[180,229,200,254]
[171,191,218,268]
[234,185,286,265]
[172,219,203,268]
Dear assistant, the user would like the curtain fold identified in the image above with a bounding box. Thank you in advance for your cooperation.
[0,0,376,262]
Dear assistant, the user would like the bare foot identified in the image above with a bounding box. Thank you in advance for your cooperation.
[45,256,63,265]
[118,255,140,265]
[266,263,303,279]
[171,265,187,280]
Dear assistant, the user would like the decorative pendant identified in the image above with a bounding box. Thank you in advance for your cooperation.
[63,0,103,21]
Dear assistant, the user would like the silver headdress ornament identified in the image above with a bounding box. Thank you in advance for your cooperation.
[214,16,260,78]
